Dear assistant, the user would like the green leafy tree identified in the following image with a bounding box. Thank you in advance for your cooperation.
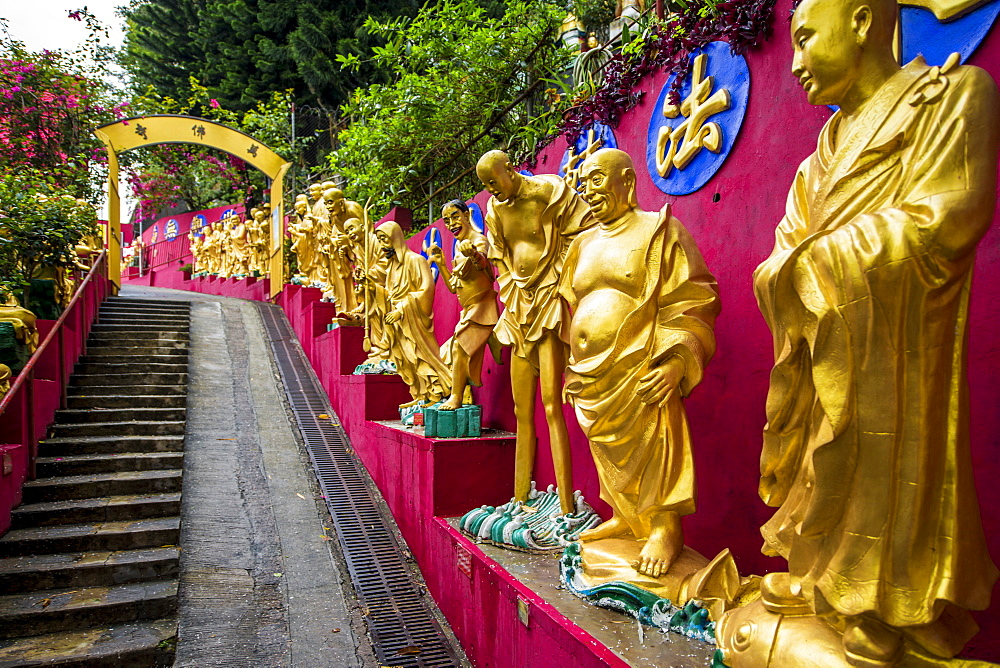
[120,0,420,113]
[329,0,570,224]
[0,172,99,309]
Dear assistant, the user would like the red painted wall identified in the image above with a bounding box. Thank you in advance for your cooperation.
[401,5,1000,658]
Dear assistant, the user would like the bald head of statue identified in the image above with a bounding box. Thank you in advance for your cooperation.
[790,0,899,113]
[476,150,521,203]
[580,148,639,225]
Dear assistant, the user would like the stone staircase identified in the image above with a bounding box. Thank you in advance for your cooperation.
[0,297,190,667]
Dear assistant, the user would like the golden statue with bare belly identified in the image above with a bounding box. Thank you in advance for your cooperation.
[560,148,719,578]
[477,150,593,516]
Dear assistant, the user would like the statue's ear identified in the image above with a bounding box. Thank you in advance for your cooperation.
[853,5,873,44]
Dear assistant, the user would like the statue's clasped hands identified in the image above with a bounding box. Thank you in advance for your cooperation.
[637,355,685,407]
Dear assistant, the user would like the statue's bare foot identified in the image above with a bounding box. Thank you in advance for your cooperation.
[579,516,632,542]
[634,511,683,578]
[438,394,463,410]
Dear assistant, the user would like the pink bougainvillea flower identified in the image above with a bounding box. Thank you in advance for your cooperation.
[209,99,220,109]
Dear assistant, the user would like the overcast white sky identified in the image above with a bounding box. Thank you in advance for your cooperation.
[2,0,126,53]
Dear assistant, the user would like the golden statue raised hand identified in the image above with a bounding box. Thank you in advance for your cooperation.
[559,148,719,578]
[428,199,500,411]
[718,0,1000,665]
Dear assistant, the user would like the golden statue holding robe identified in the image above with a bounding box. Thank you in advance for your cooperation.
[341,216,390,361]
[477,150,593,515]
[365,220,451,407]
[719,0,1000,665]
[321,188,361,313]
[427,199,500,411]
[559,148,719,578]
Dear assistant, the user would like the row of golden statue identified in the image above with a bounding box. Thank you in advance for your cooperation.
[301,0,998,664]
[187,205,271,278]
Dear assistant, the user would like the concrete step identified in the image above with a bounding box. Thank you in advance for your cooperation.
[105,297,190,309]
[11,493,182,528]
[0,580,178,640]
[88,330,189,342]
[0,618,176,667]
[36,452,184,477]
[0,517,180,558]
[100,305,189,313]
[66,394,187,410]
[75,362,188,376]
[98,314,191,322]
[54,408,186,425]
[84,342,189,355]
[67,384,186,397]
[70,373,188,387]
[22,471,183,504]
[0,547,179,593]
[40,436,185,457]
[51,421,185,438]
[80,353,189,365]
[91,323,189,334]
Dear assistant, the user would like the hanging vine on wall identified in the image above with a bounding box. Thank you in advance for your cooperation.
[554,0,777,144]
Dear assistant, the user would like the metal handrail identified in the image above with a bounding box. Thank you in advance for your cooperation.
[0,250,108,416]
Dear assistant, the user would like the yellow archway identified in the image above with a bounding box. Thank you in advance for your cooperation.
[94,114,291,298]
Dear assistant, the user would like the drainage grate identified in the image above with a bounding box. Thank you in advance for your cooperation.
[257,303,460,668]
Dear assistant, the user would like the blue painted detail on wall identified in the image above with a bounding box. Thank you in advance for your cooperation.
[518,169,534,177]
[421,227,442,281]
[559,122,618,178]
[901,1,1000,67]
[221,208,236,222]
[192,214,207,237]
[646,41,750,196]
[469,202,485,234]
[165,219,179,241]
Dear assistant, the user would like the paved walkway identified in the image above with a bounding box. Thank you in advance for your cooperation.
[121,286,375,667]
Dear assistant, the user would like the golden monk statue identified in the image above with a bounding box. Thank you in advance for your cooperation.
[559,148,719,578]
[0,296,39,353]
[308,182,327,228]
[719,0,1000,665]
[290,199,321,283]
[426,199,500,411]
[188,229,204,273]
[0,364,10,401]
[341,217,391,362]
[476,149,593,515]
[245,207,268,275]
[362,220,450,408]
[228,213,250,276]
[321,188,361,313]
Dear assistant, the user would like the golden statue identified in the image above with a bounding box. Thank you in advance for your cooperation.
[321,188,361,313]
[245,207,269,275]
[341,216,391,362]
[559,148,719,578]
[0,364,10,401]
[719,0,1000,665]
[426,200,500,411]
[0,296,39,353]
[290,198,322,284]
[227,212,250,276]
[188,229,205,273]
[476,149,593,515]
[363,220,450,408]
[308,182,327,227]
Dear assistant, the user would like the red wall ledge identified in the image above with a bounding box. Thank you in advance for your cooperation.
[0,253,112,536]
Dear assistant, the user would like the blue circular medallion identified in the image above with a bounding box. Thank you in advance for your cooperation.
[559,122,618,180]
[646,41,750,196]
